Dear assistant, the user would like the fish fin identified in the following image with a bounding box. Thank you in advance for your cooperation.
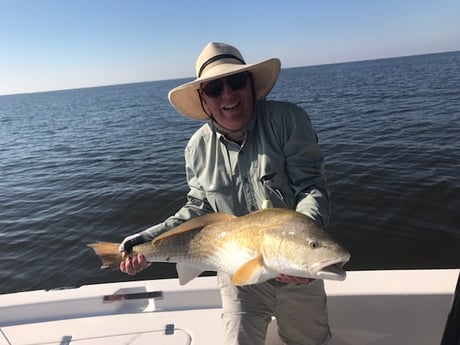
[176,263,204,285]
[87,242,123,270]
[153,213,236,244]
[231,254,264,286]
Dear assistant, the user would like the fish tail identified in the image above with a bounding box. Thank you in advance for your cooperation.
[88,242,122,270]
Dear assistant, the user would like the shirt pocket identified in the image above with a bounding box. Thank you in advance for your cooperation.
[258,162,294,209]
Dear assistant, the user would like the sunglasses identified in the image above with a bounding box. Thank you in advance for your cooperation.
[200,72,251,98]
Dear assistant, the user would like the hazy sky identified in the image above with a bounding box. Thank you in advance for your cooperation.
[1,0,459,95]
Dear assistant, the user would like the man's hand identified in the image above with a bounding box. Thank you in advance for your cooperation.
[120,252,149,276]
[119,233,150,275]
[275,274,312,285]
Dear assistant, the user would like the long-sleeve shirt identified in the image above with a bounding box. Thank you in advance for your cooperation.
[137,99,330,241]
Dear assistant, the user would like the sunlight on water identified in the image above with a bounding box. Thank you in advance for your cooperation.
[0,52,459,293]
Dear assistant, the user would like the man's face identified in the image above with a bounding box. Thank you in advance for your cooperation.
[200,72,254,131]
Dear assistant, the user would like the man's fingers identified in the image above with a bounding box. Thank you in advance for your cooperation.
[275,274,312,285]
[120,253,148,275]
[137,254,148,267]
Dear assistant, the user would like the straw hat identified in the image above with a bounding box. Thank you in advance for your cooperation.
[168,42,281,120]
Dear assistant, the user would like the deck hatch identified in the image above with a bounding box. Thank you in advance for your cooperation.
[103,290,163,302]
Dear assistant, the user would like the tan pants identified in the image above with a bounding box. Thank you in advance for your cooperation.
[218,273,331,345]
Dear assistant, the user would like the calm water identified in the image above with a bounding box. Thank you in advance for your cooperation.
[1,51,459,294]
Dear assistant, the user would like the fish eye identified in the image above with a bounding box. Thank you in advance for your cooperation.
[309,240,319,249]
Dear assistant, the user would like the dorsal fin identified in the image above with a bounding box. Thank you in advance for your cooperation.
[153,213,236,244]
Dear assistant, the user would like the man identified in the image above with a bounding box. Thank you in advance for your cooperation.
[120,42,331,345]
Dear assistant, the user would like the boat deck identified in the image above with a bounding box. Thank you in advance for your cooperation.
[0,269,458,345]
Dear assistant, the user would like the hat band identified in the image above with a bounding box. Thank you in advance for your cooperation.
[198,54,246,78]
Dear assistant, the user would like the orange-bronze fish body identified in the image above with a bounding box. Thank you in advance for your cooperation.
[89,208,350,286]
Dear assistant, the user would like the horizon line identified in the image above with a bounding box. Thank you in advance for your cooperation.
[1,49,458,97]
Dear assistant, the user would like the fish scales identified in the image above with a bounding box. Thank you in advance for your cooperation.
[89,208,351,286]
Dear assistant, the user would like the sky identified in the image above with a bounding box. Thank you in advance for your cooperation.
[1,0,459,96]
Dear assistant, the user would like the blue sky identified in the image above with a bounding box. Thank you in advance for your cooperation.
[1,0,459,95]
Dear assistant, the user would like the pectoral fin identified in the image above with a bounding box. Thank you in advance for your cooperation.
[231,254,264,286]
[176,263,204,285]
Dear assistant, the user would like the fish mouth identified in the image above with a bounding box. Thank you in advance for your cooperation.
[309,255,350,281]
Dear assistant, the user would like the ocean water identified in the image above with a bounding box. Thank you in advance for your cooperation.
[1,51,459,294]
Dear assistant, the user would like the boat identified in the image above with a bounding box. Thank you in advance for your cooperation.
[0,269,458,345]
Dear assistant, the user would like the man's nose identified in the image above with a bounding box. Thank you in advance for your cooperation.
[220,81,233,97]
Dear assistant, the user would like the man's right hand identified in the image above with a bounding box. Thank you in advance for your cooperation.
[119,233,150,275]
[120,252,149,276]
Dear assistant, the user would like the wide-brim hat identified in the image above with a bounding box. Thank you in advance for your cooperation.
[168,42,281,120]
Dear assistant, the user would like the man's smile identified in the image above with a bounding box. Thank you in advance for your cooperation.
[222,101,241,110]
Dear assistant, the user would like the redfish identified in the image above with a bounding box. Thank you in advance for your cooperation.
[89,208,350,286]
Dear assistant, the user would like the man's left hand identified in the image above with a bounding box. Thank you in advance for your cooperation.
[275,274,312,285]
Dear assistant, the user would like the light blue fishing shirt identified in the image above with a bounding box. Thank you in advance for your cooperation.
[138,100,330,240]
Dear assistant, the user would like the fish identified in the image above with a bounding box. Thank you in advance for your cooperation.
[88,208,350,286]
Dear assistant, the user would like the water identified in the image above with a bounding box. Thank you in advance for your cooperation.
[1,51,459,294]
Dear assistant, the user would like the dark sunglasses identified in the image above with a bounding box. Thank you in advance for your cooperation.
[200,72,251,98]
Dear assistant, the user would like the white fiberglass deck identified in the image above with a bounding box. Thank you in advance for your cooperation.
[0,269,458,345]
